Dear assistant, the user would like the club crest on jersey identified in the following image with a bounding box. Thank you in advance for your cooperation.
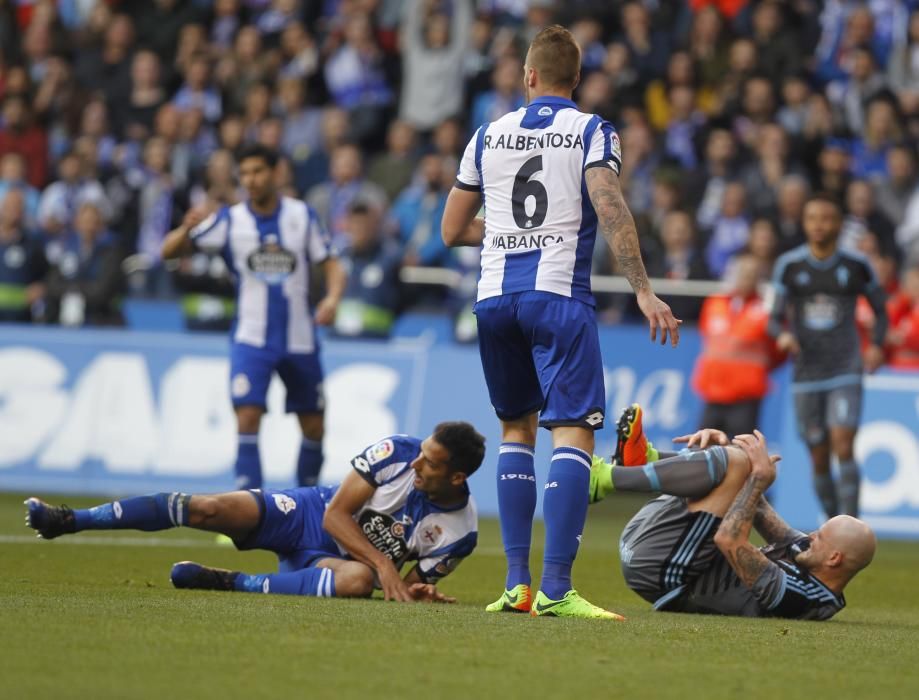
[231,373,251,398]
[247,236,297,284]
[836,266,850,287]
[272,493,297,515]
[366,438,394,465]
[538,106,553,116]
[611,132,622,161]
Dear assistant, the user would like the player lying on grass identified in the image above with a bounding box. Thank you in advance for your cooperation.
[25,422,485,604]
[589,405,876,620]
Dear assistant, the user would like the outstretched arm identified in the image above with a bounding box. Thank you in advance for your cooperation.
[585,166,681,346]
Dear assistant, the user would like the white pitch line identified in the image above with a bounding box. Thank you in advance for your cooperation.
[0,534,212,548]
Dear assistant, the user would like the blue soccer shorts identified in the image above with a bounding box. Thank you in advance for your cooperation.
[234,487,342,572]
[474,290,606,430]
[229,341,324,414]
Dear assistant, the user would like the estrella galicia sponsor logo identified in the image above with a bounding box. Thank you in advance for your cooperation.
[358,511,408,562]
[247,236,297,284]
[491,233,563,251]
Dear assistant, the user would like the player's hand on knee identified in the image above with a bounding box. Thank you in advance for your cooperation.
[408,582,457,604]
[674,428,729,449]
[732,430,777,485]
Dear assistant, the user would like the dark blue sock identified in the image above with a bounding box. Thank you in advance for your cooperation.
[235,433,262,489]
[497,442,536,589]
[235,567,335,597]
[73,493,190,532]
[297,437,323,487]
[541,447,591,599]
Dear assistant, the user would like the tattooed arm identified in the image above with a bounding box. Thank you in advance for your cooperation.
[714,431,780,588]
[714,477,773,588]
[754,497,803,545]
[585,166,682,346]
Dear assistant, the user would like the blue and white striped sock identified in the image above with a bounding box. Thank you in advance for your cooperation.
[235,567,336,597]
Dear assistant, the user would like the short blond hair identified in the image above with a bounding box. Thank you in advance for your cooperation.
[527,25,581,91]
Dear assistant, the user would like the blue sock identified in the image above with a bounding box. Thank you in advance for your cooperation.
[541,447,591,599]
[73,493,190,532]
[297,437,324,487]
[235,433,262,489]
[497,442,536,589]
[235,567,336,597]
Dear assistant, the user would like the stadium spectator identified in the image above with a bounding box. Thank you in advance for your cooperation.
[172,53,223,125]
[276,76,322,165]
[773,174,810,253]
[888,9,919,115]
[750,0,803,90]
[469,55,525,134]
[0,187,45,322]
[840,178,896,257]
[740,123,804,218]
[875,143,919,225]
[44,201,125,327]
[692,254,782,437]
[119,50,167,142]
[307,142,386,248]
[37,150,109,238]
[295,106,350,196]
[399,0,472,132]
[0,153,40,227]
[391,153,452,269]
[704,181,751,279]
[646,210,709,323]
[323,14,393,148]
[691,127,739,231]
[335,201,402,338]
[616,1,668,88]
[0,94,47,188]
[850,96,902,179]
[73,13,134,115]
[367,119,417,202]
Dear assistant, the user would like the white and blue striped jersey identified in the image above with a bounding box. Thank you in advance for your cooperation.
[190,196,333,354]
[455,96,621,305]
[346,434,478,582]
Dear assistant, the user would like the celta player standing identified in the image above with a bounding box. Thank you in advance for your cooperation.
[442,25,680,619]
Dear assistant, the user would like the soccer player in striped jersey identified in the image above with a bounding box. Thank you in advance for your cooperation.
[442,25,680,619]
[591,410,876,620]
[162,144,346,490]
[25,422,484,603]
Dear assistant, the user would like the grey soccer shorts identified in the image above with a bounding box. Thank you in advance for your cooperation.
[619,495,721,606]
[792,381,863,446]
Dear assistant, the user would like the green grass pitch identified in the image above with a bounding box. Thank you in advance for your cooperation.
[1,492,918,699]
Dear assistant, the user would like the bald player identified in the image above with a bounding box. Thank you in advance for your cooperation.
[591,414,876,620]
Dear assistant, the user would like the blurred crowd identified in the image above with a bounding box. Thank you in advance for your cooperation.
[3,0,919,352]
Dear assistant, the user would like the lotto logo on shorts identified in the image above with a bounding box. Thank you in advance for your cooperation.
[231,373,251,398]
[366,439,394,465]
[272,494,297,515]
